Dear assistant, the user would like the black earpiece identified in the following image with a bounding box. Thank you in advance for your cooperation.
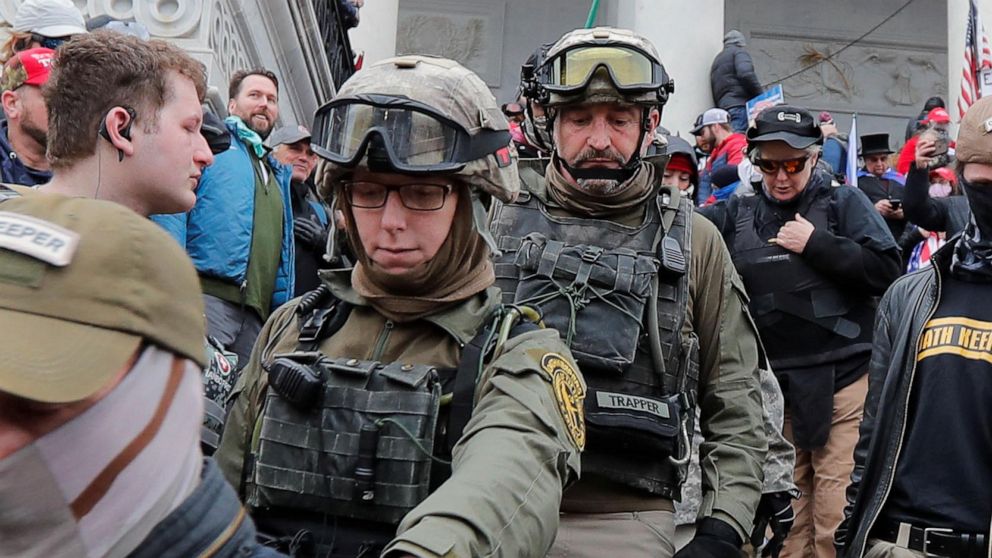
[99,106,137,162]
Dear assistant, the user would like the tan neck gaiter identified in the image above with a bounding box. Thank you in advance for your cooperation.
[546,157,657,219]
[346,188,494,323]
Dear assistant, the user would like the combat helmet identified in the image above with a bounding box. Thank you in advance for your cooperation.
[313,54,518,204]
[312,55,519,255]
[529,27,675,182]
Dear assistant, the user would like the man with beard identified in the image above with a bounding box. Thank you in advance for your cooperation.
[838,96,992,558]
[0,47,54,186]
[693,108,747,206]
[155,68,294,372]
[491,27,766,557]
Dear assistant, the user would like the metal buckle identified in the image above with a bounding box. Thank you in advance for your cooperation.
[922,527,953,557]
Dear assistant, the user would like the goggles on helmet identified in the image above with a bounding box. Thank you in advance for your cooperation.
[533,43,671,102]
[312,94,511,174]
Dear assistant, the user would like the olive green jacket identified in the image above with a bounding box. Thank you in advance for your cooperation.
[215,270,584,557]
[685,211,769,539]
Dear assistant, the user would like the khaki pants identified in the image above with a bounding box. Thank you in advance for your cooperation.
[548,510,676,558]
[781,373,868,558]
[862,539,926,557]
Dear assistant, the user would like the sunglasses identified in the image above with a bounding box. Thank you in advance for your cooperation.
[752,155,811,175]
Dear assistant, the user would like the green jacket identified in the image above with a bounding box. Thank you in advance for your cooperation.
[215,270,584,557]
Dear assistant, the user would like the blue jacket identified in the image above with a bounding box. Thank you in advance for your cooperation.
[153,122,295,311]
[129,459,286,557]
[0,120,51,186]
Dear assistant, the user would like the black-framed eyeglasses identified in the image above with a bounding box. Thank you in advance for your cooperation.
[343,181,453,211]
[752,154,811,175]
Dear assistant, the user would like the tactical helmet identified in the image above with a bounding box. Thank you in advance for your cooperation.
[519,42,554,154]
[313,55,519,204]
[535,27,674,109]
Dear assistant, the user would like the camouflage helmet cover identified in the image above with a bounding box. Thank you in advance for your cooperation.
[542,26,672,108]
[317,55,519,203]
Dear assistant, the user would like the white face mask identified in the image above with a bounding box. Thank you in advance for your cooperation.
[929,181,953,198]
[0,345,203,558]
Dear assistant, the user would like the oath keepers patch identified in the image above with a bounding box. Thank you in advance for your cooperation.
[0,212,79,266]
[542,352,586,451]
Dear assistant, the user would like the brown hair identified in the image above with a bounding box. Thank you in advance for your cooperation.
[1,31,36,64]
[44,31,208,169]
[228,68,278,99]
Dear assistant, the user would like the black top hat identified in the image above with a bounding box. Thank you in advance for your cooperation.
[746,105,822,149]
[859,133,893,155]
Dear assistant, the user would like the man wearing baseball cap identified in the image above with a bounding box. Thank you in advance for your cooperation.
[692,107,746,206]
[0,194,281,556]
[268,123,333,294]
[700,105,901,558]
[839,96,992,558]
[0,47,54,186]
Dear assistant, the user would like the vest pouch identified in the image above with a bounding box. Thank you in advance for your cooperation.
[584,389,682,456]
[513,233,658,374]
[249,356,442,526]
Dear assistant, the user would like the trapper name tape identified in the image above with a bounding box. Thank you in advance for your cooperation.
[0,211,79,266]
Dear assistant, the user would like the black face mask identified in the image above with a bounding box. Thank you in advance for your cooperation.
[951,174,992,282]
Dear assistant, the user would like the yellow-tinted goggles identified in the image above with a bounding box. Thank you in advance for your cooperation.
[539,45,663,92]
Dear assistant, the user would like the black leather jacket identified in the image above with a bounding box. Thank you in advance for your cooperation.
[903,165,971,237]
[840,238,956,557]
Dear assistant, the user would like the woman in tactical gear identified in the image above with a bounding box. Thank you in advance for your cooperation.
[215,55,584,558]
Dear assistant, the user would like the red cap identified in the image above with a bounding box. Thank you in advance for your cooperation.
[929,166,957,184]
[924,107,951,124]
[666,154,695,175]
[1,48,55,91]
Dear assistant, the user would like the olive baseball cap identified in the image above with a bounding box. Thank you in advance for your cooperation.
[956,96,992,165]
[0,193,206,403]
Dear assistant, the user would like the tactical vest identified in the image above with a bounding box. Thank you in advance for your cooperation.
[245,291,536,557]
[489,164,699,498]
[731,191,876,371]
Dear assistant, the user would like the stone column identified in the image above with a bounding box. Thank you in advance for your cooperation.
[348,0,399,67]
[615,0,726,137]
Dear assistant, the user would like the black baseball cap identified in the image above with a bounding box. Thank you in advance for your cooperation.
[746,105,822,149]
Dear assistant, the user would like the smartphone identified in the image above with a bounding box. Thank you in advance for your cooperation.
[889,198,902,210]
[922,126,950,169]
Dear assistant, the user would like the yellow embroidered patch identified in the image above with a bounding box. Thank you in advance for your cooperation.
[542,353,586,451]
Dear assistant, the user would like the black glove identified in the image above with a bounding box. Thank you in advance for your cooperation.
[751,491,796,558]
[294,216,329,250]
[674,517,742,558]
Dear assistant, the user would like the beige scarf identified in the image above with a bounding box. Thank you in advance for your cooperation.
[546,157,658,219]
[346,188,494,322]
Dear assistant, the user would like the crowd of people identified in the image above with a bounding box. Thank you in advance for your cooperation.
[0,1,989,558]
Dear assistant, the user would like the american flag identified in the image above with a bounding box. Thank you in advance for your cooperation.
[958,0,992,119]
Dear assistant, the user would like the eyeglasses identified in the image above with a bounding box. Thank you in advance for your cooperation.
[343,181,453,211]
[31,34,68,50]
[752,155,811,175]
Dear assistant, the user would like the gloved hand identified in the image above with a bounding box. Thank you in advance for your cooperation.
[674,517,742,558]
[752,491,796,558]
[294,216,329,251]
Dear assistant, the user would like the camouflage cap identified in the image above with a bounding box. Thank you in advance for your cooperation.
[318,55,519,204]
[956,96,992,165]
[1,47,55,92]
[0,193,206,403]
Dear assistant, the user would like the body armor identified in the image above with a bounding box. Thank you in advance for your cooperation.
[489,164,699,498]
[730,192,876,370]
